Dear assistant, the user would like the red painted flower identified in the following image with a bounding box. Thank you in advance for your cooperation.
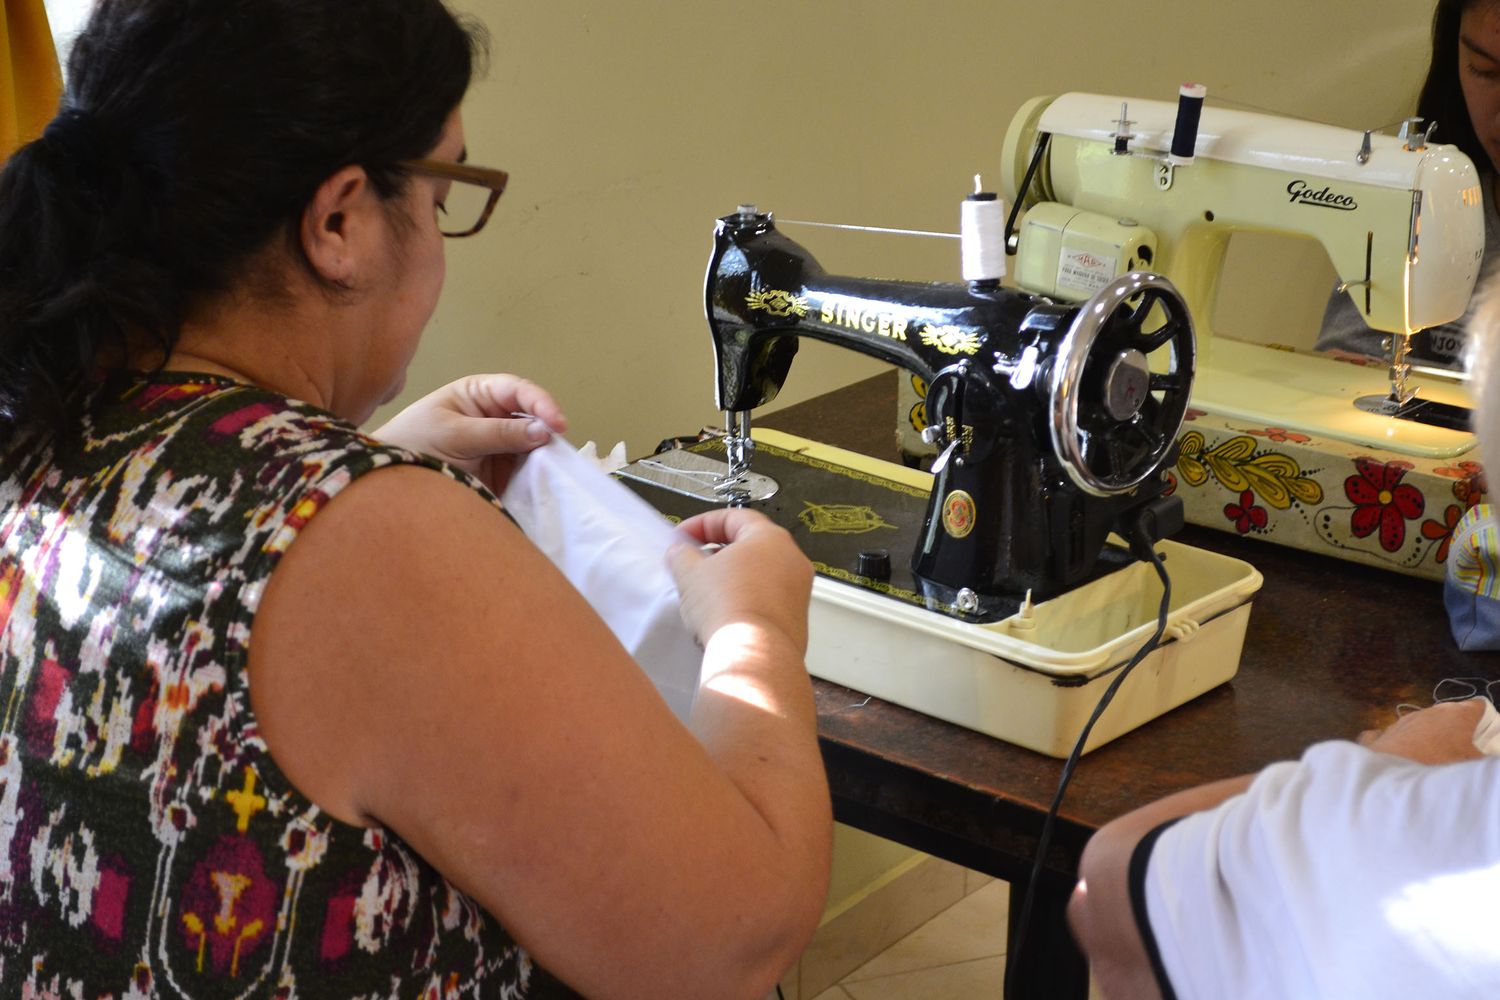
[1436,461,1487,508]
[1454,475,1485,510]
[1345,457,1425,552]
[1249,427,1311,444]
[1184,407,1206,421]
[1224,490,1267,534]
[1435,459,1485,482]
[1420,503,1464,564]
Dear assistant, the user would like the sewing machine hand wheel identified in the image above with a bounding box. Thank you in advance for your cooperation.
[1049,272,1195,497]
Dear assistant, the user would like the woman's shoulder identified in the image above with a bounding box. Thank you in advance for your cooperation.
[97,370,494,501]
[103,371,399,459]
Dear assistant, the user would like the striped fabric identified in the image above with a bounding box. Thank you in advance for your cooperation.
[1445,504,1500,649]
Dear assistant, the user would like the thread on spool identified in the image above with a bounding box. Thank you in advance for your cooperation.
[1169,82,1207,166]
[961,175,1007,283]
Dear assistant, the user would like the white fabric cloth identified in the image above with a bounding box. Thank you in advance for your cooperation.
[1473,698,1500,756]
[1142,719,1500,999]
[500,435,701,721]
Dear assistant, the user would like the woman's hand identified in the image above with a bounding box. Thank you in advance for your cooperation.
[667,508,813,652]
[370,374,567,495]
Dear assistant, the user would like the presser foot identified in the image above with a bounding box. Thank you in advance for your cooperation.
[614,447,780,503]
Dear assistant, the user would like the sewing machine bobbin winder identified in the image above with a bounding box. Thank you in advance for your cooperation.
[617,199,1261,756]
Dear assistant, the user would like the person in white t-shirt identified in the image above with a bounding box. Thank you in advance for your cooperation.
[1069,698,1499,999]
[1068,14,1500,995]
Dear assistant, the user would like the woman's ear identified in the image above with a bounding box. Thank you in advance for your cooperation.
[299,165,376,287]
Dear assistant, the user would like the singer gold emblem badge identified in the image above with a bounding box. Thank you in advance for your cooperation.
[941,490,976,539]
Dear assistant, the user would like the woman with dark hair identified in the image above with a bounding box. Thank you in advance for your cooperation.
[1318,0,1500,369]
[0,1,832,998]
[1419,0,1493,170]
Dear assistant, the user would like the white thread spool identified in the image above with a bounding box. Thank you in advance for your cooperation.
[961,175,1006,283]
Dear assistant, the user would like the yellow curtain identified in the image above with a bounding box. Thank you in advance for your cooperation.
[1,0,62,158]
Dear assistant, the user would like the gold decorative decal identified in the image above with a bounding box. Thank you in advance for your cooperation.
[818,296,910,341]
[816,562,929,609]
[746,289,809,318]
[798,501,898,535]
[945,416,974,451]
[919,324,981,356]
[1177,431,1323,508]
[941,490,976,538]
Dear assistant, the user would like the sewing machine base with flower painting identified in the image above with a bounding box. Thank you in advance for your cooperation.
[902,371,1484,583]
[1164,404,1483,582]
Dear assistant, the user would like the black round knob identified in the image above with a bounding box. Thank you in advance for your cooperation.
[857,548,892,581]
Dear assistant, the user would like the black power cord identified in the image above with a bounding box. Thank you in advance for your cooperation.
[1002,505,1176,1000]
[1004,131,1051,255]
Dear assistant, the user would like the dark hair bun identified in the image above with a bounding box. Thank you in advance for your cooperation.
[0,0,488,436]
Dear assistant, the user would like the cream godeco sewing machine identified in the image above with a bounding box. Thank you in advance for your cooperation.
[1000,92,1485,458]
[616,201,1263,756]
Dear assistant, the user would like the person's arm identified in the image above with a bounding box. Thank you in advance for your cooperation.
[1068,775,1254,1000]
[247,468,831,1000]
[1069,699,1487,1000]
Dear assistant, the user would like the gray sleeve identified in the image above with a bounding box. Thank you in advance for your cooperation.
[1313,286,1385,357]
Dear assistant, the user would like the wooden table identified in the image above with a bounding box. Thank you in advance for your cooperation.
[758,371,1500,998]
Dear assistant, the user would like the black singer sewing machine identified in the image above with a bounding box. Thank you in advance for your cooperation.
[616,202,1262,756]
[623,204,1195,621]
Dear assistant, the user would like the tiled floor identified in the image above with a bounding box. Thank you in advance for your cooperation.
[807,876,1010,1000]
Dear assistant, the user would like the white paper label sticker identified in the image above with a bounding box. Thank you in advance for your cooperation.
[1057,249,1114,295]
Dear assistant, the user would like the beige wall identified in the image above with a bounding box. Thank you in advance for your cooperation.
[379,0,1436,453]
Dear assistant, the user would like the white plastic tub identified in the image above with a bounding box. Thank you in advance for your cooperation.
[807,538,1262,757]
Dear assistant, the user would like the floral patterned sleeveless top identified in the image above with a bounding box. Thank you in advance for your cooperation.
[0,373,579,998]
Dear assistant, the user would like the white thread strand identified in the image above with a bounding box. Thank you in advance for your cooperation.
[1394,676,1500,716]
[778,219,960,240]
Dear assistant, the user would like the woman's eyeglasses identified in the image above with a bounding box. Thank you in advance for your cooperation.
[399,158,510,238]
